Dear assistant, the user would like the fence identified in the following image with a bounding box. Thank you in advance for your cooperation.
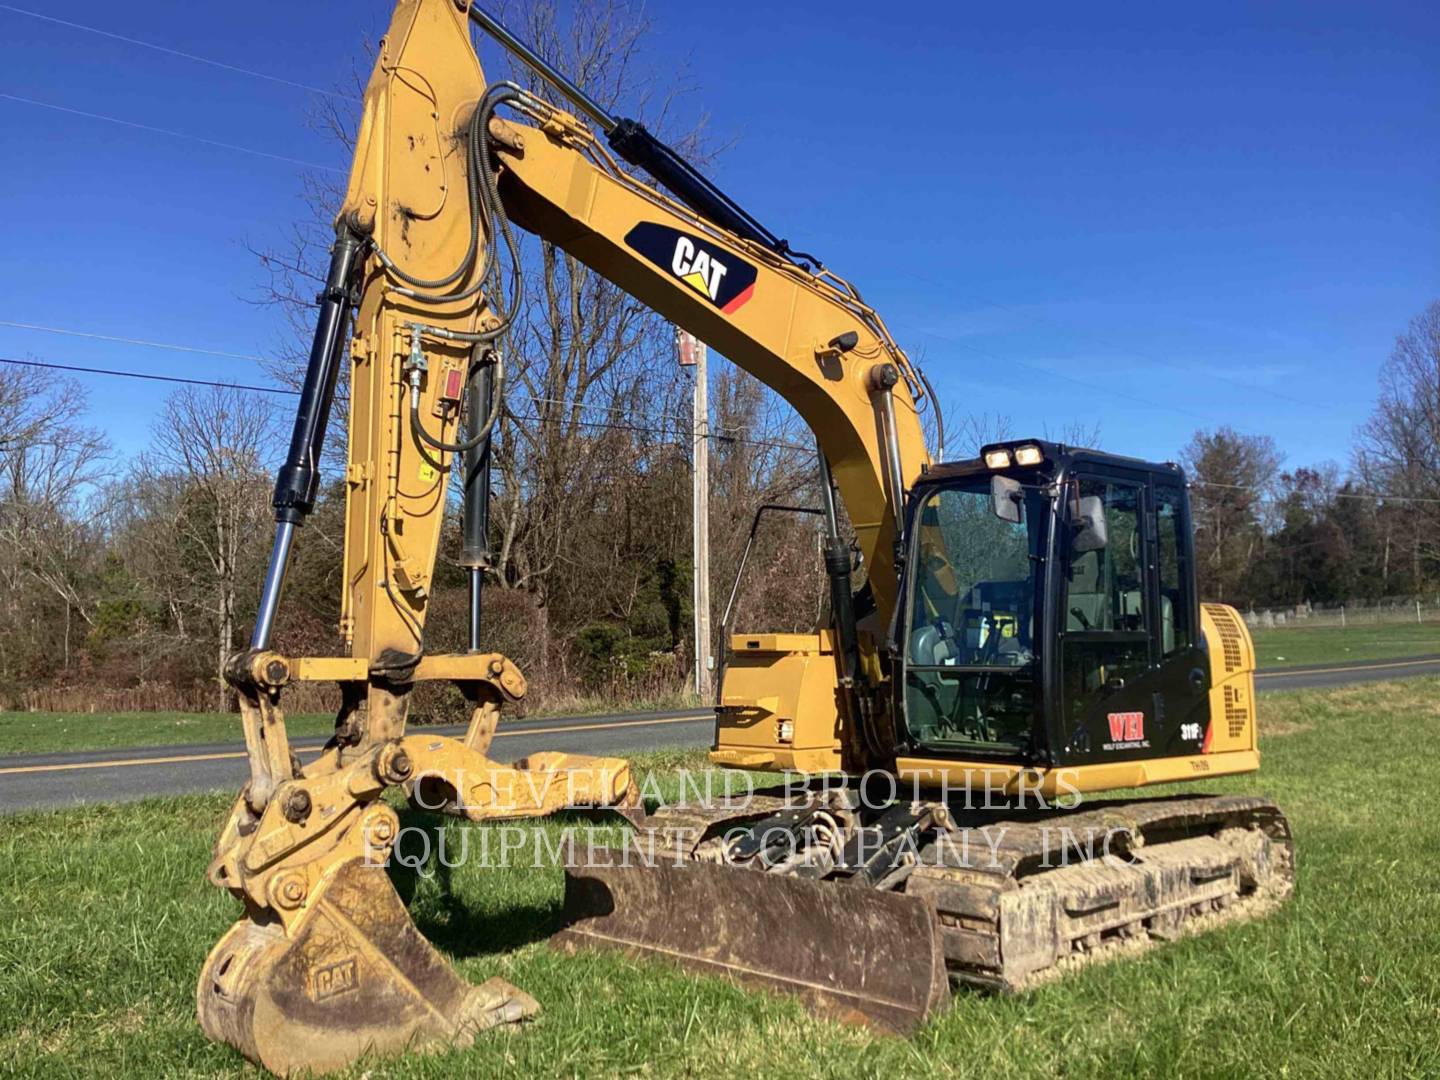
[1244,599,1440,631]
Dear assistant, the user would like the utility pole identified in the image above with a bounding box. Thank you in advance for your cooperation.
[679,330,711,698]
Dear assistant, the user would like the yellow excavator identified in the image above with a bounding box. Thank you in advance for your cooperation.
[198,2,1294,1073]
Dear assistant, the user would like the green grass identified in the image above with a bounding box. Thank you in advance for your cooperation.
[1251,619,1440,668]
[3,683,1440,1077]
[0,691,698,758]
[0,710,338,756]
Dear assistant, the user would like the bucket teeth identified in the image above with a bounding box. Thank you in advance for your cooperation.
[198,858,537,1076]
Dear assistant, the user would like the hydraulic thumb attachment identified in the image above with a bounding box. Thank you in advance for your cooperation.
[198,650,634,1075]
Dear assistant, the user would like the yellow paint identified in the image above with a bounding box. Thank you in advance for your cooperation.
[498,120,931,624]
[714,630,844,774]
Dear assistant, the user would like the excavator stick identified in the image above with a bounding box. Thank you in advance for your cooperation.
[197,3,643,1072]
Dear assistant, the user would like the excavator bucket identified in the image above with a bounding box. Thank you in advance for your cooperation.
[555,852,951,1032]
[198,858,537,1076]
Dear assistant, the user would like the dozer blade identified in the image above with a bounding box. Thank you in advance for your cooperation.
[198,858,537,1076]
[555,851,951,1032]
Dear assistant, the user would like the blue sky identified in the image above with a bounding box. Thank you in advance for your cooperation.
[1,0,1436,471]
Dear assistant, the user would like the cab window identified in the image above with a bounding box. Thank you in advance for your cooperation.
[903,477,1044,754]
[1154,484,1191,655]
[1059,478,1149,737]
[1064,480,1144,634]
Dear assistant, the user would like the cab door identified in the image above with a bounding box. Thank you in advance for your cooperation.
[1050,469,1209,766]
[1051,470,1157,764]
[1142,477,1210,757]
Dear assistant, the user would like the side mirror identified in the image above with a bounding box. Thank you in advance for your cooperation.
[1072,494,1109,553]
[990,475,1022,524]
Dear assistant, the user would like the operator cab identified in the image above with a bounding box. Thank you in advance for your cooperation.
[898,440,1207,768]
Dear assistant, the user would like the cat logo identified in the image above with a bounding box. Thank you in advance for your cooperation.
[310,956,359,1002]
[624,222,758,314]
[671,235,727,302]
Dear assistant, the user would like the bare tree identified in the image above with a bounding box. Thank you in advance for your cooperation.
[0,366,111,684]
[136,386,275,707]
[939,408,1103,459]
[1355,300,1440,582]
[707,362,822,646]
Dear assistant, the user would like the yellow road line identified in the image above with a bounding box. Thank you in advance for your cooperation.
[8,658,1437,777]
[0,749,252,775]
[1256,656,1440,679]
[0,714,708,777]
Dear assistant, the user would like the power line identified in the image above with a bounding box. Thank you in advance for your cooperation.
[0,4,357,101]
[523,393,810,449]
[0,356,297,397]
[20,360,1426,496]
[0,327,1386,469]
[510,412,811,453]
[0,320,267,363]
[0,5,1343,430]
[0,317,815,450]
[0,17,1274,432]
[0,356,812,453]
[0,93,343,173]
[525,393,687,425]
[3,319,679,411]
[0,37,1310,435]
[510,411,681,440]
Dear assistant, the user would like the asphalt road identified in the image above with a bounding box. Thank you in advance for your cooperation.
[2,655,1437,815]
[0,708,715,815]
[1250,653,1440,691]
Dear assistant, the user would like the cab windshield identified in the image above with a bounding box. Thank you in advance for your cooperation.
[903,476,1048,753]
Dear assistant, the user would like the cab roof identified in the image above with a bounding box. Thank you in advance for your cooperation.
[921,439,1186,484]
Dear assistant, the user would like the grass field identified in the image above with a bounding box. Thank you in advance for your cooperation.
[2,680,1439,1077]
[0,690,697,758]
[1250,620,1440,668]
[0,710,338,756]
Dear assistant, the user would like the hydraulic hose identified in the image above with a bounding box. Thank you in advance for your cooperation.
[916,363,946,462]
[372,95,488,293]
[383,84,528,465]
[410,348,505,455]
[372,83,527,321]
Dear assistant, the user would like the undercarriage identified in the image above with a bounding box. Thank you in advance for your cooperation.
[558,788,1295,1029]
